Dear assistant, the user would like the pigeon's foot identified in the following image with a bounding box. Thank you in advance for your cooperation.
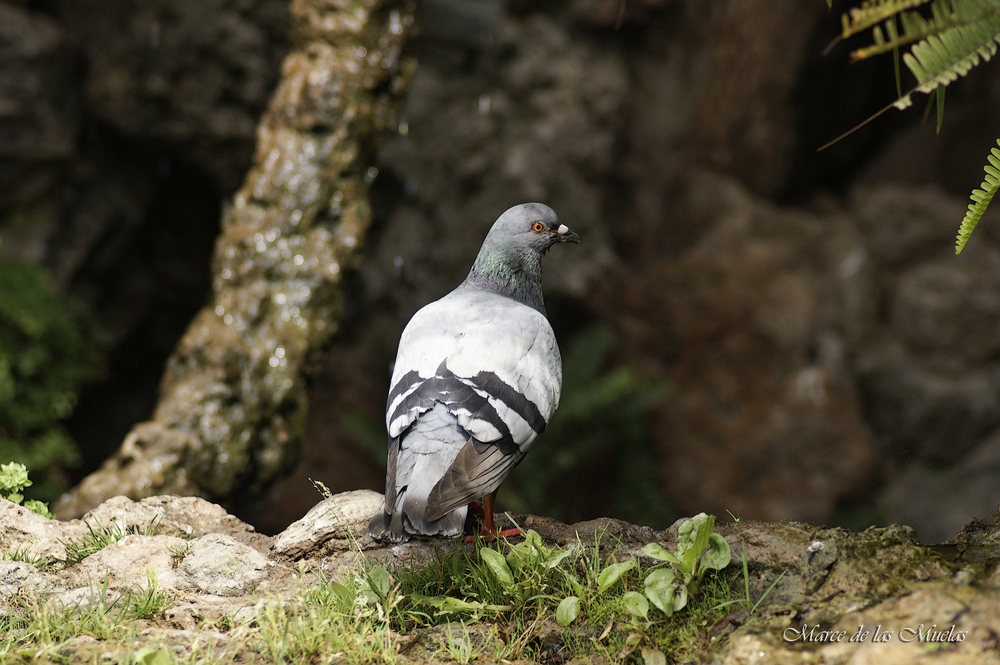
[463,492,523,542]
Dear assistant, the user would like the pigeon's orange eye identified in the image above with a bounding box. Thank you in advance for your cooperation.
[531,221,545,233]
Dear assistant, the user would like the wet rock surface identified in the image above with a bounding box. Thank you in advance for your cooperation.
[5,492,1000,663]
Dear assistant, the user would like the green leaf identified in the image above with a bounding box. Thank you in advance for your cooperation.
[134,647,174,665]
[0,462,30,494]
[564,572,585,598]
[507,530,547,573]
[366,567,393,596]
[641,646,667,665]
[412,595,484,613]
[679,513,714,574]
[644,568,686,616]
[623,591,649,619]
[597,559,636,593]
[701,533,731,572]
[935,83,945,133]
[641,542,680,565]
[556,596,580,626]
[23,499,53,519]
[544,547,574,569]
[481,547,515,586]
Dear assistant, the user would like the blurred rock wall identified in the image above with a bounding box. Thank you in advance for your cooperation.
[4,0,1000,541]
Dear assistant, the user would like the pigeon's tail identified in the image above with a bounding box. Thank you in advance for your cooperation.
[367,500,468,542]
[368,404,471,542]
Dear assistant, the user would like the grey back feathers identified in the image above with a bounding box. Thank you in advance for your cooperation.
[369,203,581,541]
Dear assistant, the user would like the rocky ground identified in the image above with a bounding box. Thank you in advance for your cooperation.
[4,492,1000,663]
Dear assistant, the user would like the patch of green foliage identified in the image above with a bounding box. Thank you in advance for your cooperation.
[1,573,172,664]
[0,461,53,518]
[0,545,59,571]
[638,512,731,616]
[61,518,164,565]
[370,515,750,663]
[0,257,101,502]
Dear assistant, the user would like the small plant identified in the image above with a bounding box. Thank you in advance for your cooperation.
[355,565,406,623]
[166,542,191,561]
[310,478,333,500]
[638,513,732,617]
[61,518,162,564]
[127,569,169,620]
[0,461,53,518]
[1,544,59,570]
[440,624,476,664]
[714,540,787,616]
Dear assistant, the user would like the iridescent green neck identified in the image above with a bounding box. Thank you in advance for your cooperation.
[463,244,546,315]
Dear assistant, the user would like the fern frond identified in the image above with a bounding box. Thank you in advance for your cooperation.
[956,139,1000,254]
[850,0,1000,62]
[903,6,1000,94]
[842,0,931,39]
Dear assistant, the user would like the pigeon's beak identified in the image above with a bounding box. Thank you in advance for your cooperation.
[554,223,582,244]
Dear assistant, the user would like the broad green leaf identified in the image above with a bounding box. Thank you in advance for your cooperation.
[598,559,636,593]
[555,596,580,626]
[641,646,667,665]
[644,568,687,615]
[641,542,680,565]
[327,580,355,609]
[564,572,585,598]
[507,531,545,572]
[680,513,714,573]
[701,533,731,572]
[481,547,515,586]
[0,462,30,493]
[134,647,174,665]
[623,591,648,619]
[367,567,393,595]
[23,499,53,518]
[545,547,574,569]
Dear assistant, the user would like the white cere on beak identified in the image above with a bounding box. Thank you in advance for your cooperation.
[557,224,571,235]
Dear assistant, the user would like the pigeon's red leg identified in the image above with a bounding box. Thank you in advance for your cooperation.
[482,492,497,534]
[464,492,522,542]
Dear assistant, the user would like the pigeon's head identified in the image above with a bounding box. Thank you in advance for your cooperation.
[486,203,582,256]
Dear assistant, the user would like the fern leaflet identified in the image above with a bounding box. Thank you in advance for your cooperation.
[956,139,1000,254]
[842,0,931,39]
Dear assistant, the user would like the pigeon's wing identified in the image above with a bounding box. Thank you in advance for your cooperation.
[384,289,562,519]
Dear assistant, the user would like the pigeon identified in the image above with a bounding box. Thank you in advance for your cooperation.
[369,203,581,541]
